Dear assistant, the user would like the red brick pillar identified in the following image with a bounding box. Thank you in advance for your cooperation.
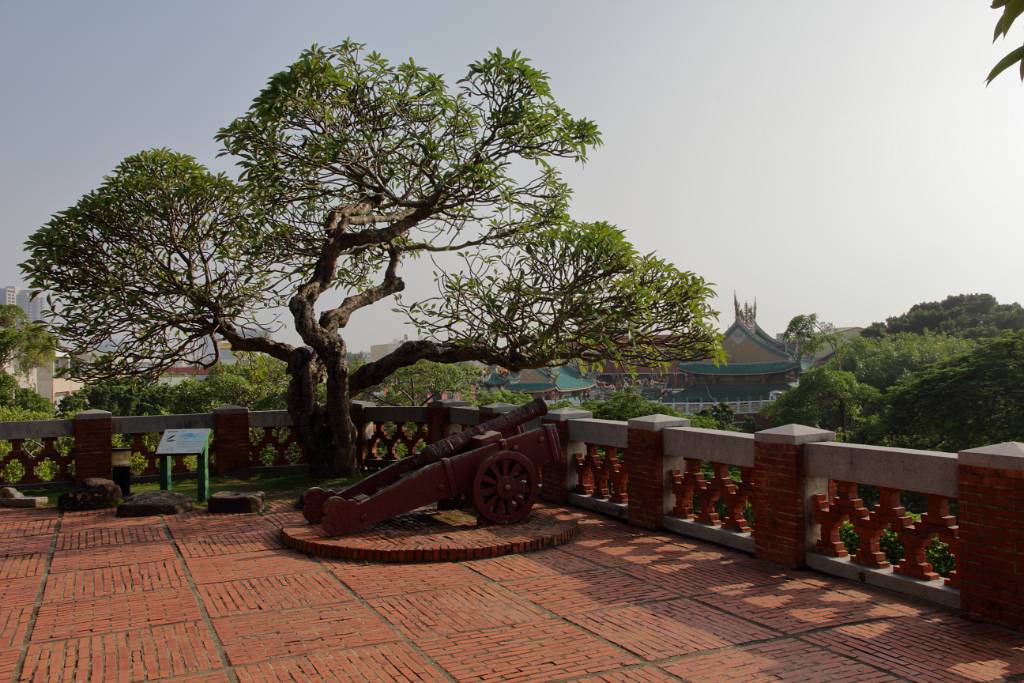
[958,442,1024,631]
[426,401,448,443]
[540,408,592,504]
[626,415,690,531]
[753,424,834,568]
[212,406,251,475]
[73,409,112,483]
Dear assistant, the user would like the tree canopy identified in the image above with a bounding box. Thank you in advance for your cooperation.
[988,0,1024,84]
[0,305,56,377]
[832,332,975,391]
[861,294,1024,340]
[761,367,881,438]
[24,41,720,474]
[884,331,1024,451]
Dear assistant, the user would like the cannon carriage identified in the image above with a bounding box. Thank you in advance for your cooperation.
[302,398,561,536]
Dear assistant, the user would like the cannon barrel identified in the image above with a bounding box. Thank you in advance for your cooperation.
[410,396,548,467]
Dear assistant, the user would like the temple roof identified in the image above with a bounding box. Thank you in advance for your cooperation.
[677,360,799,375]
[482,365,595,394]
[665,381,793,403]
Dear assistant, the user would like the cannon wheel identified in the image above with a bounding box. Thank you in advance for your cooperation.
[472,451,539,524]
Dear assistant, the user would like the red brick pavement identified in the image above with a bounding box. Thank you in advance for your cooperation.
[2,504,1024,682]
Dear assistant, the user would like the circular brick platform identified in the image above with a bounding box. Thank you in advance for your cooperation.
[281,507,578,562]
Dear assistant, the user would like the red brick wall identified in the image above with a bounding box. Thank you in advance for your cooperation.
[212,407,251,475]
[958,464,1024,631]
[625,428,663,531]
[753,440,806,567]
[72,412,112,483]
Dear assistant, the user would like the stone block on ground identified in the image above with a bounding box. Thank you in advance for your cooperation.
[117,490,193,517]
[58,478,122,511]
[1,486,24,499]
[1,496,48,508]
[208,490,265,514]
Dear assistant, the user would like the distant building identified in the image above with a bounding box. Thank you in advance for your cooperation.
[369,341,404,362]
[481,365,595,400]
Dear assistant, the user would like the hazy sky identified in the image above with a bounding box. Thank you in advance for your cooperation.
[2,1,1022,352]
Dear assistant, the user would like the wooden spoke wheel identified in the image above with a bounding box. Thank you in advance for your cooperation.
[472,451,539,524]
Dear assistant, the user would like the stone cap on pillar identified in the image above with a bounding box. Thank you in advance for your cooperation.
[755,424,835,445]
[480,402,517,414]
[959,442,1024,472]
[74,409,112,421]
[628,414,690,432]
[212,405,249,414]
[543,407,593,422]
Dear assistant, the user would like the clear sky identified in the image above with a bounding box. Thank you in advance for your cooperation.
[2,1,1022,352]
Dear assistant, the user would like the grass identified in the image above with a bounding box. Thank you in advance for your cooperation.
[19,470,358,509]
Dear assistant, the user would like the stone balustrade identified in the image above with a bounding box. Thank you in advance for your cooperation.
[0,402,1021,631]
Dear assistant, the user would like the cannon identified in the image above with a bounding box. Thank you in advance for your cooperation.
[302,398,561,536]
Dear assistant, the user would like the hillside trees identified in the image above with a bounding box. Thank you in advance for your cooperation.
[24,42,720,475]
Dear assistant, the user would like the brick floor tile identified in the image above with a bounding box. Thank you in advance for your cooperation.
[49,541,177,573]
[370,583,547,638]
[329,560,486,599]
[698,578,913,634]
[56,523,165,550]
[42,558,188,603]
[570,667,680,682]
[20,620,223,682]
[567,597,776,660]
[417,617,638,682]
[185,549,320,584]
[0,575,42,607]
[234,641,448,682]
[57,509,155,531]
[198,572,355,617]
[621,555,789,597]
[502,567,677,616]
[262,509,306,529]
[167,514,275,539]
[0,534,52,557]
[0,515,58,539]
[175,527,284,558]
[32,586,202,641]
[465,548,599,581]
[803,613,1024,683]
[0,606,31,681]
[213,602,399,665]
[664,638,899,682]
[0,552,46,579]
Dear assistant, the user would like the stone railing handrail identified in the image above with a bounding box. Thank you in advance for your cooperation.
[0,418,73,440]
[111,413,215,434]
[249,410,292,429]
[663,426,754,468]
[805,441,958,498]
[566,418,628,448]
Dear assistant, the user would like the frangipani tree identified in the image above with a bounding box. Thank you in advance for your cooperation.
[23,41,720,475]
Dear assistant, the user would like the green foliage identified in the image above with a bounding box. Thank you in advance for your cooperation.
[0,371,55,415]
[367,360,479,406]
[761,368,881,438]
[0,305,56,376]
[782,313,842,361]
[473,389,536,406]
[988,1,1024,84]
[58,378,176,417]
[582,390,683,422]
[884,331,1024,450]
[169,354,290,413]
[831,332,975,391]
[861,294,1024,340]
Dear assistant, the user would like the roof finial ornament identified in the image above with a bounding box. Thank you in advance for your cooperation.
[734,293,757,330]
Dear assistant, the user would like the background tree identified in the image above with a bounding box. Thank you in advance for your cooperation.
[24,42,720,475]
[861,293,1024,339]
[782,313,843,362]
[0,305,56,377]
[366,360,479,405]
[580,389,731,430]
[884,331,1024,451]
[831,332,975,391]
[761,367,881,439]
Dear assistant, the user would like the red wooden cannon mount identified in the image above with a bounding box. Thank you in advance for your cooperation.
[302,398,562,537]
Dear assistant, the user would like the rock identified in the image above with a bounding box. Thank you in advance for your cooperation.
[1,496,47,508]
[0,486,24,499]
[208,490,264,514]
[117,490,192,517]
[58,478,122,511]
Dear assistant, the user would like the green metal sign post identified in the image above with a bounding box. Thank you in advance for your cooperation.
[156,429,211,502]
